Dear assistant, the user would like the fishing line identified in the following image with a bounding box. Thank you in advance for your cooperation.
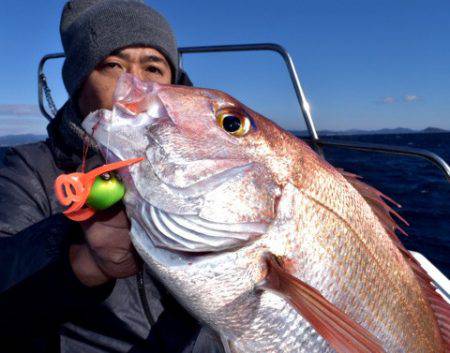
[105,122,111,164]
[81,135,90,173]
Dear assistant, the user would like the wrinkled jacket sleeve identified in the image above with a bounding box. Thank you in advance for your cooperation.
[0,147,113,338]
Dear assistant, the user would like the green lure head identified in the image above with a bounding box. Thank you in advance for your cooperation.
[86,173,125,210]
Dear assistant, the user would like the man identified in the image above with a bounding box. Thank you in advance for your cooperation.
[0,1,224,352]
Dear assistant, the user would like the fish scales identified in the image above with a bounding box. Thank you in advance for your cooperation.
[298,166,439,351]
[297,192,411,350]
[82,74,447,353]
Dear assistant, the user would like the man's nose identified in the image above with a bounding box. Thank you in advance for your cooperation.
[127,65,144,80]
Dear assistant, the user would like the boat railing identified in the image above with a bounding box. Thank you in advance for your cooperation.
[37,43,450,182]
[410,252,450,303]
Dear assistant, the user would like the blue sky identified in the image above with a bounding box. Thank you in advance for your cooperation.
[0,0,449,135]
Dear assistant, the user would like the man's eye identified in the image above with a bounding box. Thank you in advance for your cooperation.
[104,62,122,70]
[146,66,162,75]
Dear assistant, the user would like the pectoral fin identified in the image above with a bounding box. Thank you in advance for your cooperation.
[259,253,385,353]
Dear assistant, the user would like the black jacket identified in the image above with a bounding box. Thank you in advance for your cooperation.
[0,96,224,353]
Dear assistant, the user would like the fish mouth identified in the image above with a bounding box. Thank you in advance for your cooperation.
[96,137,255,200]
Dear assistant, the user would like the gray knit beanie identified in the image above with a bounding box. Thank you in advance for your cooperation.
[60,0,179,97]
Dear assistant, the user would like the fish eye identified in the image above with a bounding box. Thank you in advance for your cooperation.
[216,110,251,137]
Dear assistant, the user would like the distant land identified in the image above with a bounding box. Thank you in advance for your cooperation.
[0,134,46,146]
[0,127,448,147]
[292,127,449,137]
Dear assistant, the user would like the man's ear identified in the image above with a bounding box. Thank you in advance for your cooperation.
[176,69,193,87]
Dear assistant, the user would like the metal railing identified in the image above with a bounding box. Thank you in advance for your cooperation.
[37,43,450,181]
[38,53,64,121]
[310,138,450,180]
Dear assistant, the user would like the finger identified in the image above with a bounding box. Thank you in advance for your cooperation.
[81,203,130,230]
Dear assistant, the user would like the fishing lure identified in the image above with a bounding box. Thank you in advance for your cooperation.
[54,158,143,221]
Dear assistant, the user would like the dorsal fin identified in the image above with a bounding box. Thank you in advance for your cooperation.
[342,170,450,351]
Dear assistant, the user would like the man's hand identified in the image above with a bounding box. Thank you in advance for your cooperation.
[70,205,140,287]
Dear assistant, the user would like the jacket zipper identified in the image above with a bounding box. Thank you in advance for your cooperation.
[136,270,155,326]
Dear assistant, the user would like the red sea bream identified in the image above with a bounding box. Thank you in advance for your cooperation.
[82,74,449,353]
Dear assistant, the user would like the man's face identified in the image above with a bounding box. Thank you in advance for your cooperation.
[78,47,172,118]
